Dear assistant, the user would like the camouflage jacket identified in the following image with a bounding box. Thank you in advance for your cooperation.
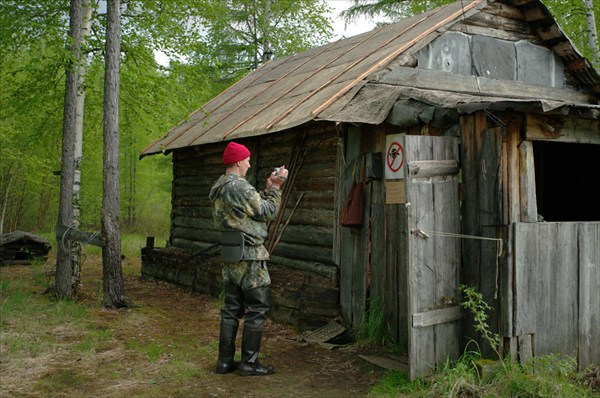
[209,174,282,260]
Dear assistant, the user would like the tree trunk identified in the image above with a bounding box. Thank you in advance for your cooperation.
[55,0,83,299]
[0,169,14,235]
[70,0,94,292]
[37,174,53,231]
[583,0,599,66]
[102,0,127,308]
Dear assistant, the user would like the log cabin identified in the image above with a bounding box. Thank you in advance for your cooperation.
[140,0,599,378]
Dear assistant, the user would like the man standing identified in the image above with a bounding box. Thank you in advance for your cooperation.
[209,142,288,376]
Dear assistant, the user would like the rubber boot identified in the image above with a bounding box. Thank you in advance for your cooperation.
[239,324,275,376]
[216,283,244,374]
[215,320,239,374]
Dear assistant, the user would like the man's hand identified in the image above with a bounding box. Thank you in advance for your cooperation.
[266,165,288,191]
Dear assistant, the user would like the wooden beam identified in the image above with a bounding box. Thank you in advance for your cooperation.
[408,160,459,178]
[518,141,538,222]
[537,24,563,42]
[380,66,595,104]
[450,23,538,43]
[412,306,461,328]
[56,224,104,247]
[508,0,536,6]
[522,7,547,22]
[526,114,600,144]
[553,41,577,58]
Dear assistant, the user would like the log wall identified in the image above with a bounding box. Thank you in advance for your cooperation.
[142,124,341,329]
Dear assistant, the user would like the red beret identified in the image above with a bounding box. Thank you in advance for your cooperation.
[223,142,251,164]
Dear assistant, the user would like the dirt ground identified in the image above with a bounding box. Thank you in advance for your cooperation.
[0,255,385,398]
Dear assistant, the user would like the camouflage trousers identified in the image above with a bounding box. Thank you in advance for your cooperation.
[221,260,271,328]
[222,260,271,290]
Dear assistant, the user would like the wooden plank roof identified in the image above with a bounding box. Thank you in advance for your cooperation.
[141,0,599,157]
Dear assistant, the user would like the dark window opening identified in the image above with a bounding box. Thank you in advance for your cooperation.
[533,141,600,222]
[15,250,29,260]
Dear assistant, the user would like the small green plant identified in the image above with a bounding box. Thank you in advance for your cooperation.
[459,284,502,361]
[357,296,394,347]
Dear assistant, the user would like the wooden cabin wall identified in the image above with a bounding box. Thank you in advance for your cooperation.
[459,109,600,367]
[459,110,518,356]
[338,126,365,330]
[154,124,341,330]
[337,122,410,348]
[170,126,338,265]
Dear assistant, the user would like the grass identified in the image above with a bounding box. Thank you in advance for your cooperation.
[357,295,398,349]
[2,240,597,397]
[365,284,599,397]
[0,251,211,397]
[368,353,598,397]
[38,230,167,260]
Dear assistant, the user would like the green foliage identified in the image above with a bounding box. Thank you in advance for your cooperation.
[1,0,336,237]
[357,296,395,347]
[544,0,600,67]
[459,284,501,359]
[342,0,454,25]
[199,0,333,78]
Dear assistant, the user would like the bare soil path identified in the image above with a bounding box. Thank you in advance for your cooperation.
[1,255,384,398]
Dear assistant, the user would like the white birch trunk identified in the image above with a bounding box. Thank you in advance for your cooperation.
[584,0,599,65]
[55,0,83,299]
[71,0,94,292]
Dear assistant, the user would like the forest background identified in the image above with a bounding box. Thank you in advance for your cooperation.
[1,0,598,245]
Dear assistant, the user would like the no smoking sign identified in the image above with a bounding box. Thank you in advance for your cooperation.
[385,134,405,179]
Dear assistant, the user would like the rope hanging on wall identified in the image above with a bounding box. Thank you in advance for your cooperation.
[410,228,505,300]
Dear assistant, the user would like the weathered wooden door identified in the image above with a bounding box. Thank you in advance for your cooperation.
[403,135,461,379]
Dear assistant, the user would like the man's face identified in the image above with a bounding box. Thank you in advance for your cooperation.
[239,157,251,177]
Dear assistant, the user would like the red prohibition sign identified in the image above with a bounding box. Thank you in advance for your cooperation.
[386,141,404,172]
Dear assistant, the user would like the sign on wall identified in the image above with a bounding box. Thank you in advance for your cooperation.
[385,134,407,205]
[385,134,405,180]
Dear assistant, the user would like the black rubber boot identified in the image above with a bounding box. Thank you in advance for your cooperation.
[239,323,275,376]
[216,283,244,375]
[215,320,239,374]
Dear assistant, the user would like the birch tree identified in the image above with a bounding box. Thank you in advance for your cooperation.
[583,0,599,65]
[71,0,94,291]
[55,0,83,299]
